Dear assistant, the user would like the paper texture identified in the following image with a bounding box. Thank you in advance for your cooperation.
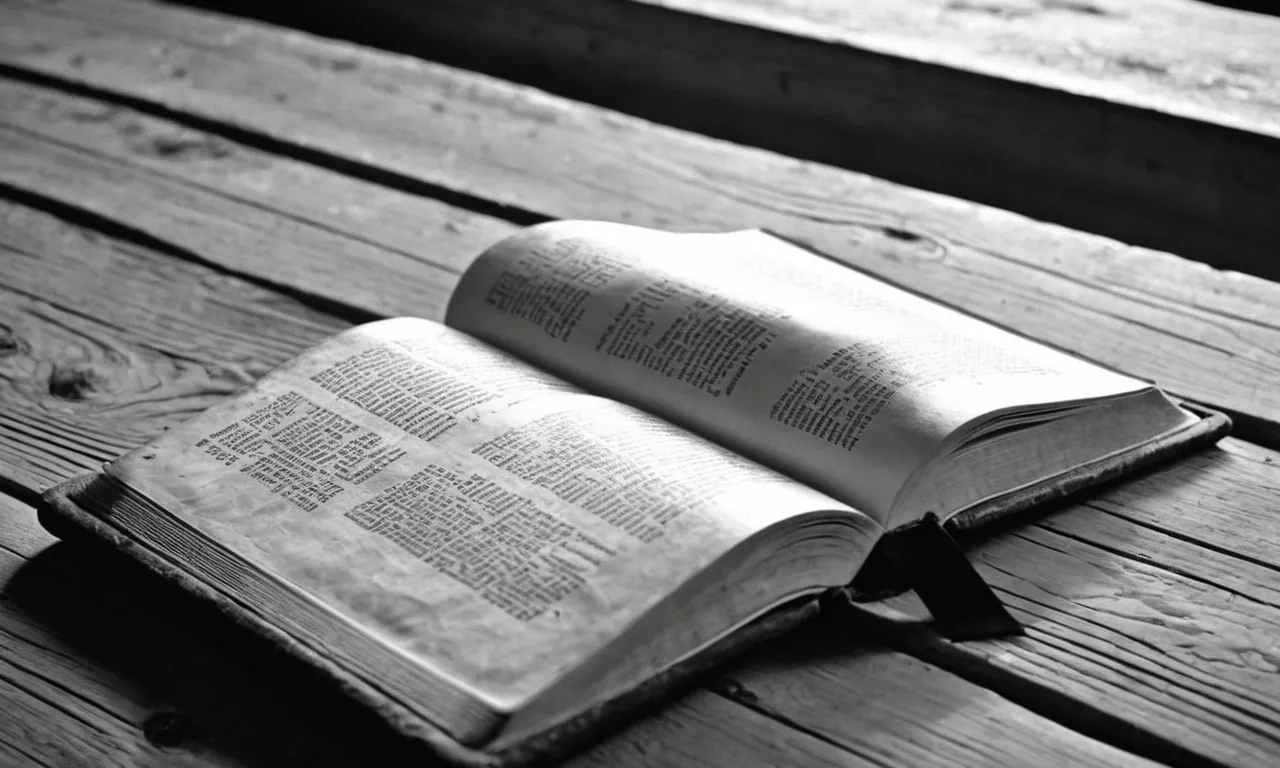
[447,222,1149,523]
[104,319,866,712]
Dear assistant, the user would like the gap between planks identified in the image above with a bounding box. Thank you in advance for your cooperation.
[0,28,1276,447]
[0,9,1274,762]
[163,0,1280,280]
[1,164,1279,765]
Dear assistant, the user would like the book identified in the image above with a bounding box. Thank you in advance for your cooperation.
[39,221,1230,765]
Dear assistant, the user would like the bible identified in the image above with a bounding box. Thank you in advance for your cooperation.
[39,222,1229,765]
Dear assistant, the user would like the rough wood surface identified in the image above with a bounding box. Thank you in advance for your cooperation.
[971,442,1280,765]
[0,9,1277,447]
[2,167,1278,767]
[170,0,1280,277]
[700,0,1280,133]
[718,626,1165,768]
[0,201,1168,768]
[0,199,345,497]
[0,78,507,319]
[0,5,1276,765]
[968,480,1280,768]
[854,441,1280,768]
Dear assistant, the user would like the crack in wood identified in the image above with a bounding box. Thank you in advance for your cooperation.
[708,679,899,768]
[857,611,1241,768]
[1040,515,1280,606]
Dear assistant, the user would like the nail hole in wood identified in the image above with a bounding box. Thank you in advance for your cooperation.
[143,711,200,748]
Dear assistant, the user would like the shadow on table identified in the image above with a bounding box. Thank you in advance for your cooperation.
[7,542,422,767]
[7,541,812,767]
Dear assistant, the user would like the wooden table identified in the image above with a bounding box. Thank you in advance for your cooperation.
[0,1,1277,766]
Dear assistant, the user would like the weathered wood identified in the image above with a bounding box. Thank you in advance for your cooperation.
[3,190,1278,765]
[0,78,505,319]
[853,441,1280,768]
[1071,442,1280,580]
[2,3,1278,447]
[971,519,1280,768]
[0,200,345,496]
[0,8,1275,763]
[718,628,1162,768]
[172,0,1280,278]
[0,198,1179,767]
[756,440,1280,768]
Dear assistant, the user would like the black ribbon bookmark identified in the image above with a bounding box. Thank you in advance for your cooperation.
[879,513,1023,641]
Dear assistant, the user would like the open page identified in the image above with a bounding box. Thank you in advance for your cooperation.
[446,222,1152,525]
[102,318,872,725]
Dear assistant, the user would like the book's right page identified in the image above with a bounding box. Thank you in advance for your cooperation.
[446,222,1190,529]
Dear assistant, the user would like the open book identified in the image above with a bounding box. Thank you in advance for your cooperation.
[41,222,1228,765]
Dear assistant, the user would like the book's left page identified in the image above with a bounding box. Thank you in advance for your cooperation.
[93,318,877,746]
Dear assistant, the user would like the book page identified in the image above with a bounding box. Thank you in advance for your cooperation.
[446,222,1151,524]
[105,318,867,711]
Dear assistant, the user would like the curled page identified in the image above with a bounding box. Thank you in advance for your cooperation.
[447,222,1149,525]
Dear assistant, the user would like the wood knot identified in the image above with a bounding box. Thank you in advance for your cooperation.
[714,679,760,707]
[0,327,24,358]
[872,225,948,263]
[881,226,923,243]
[301,52,359,72]
[148,133,233,161]
[143,711,201,748]
[48,364,111,401]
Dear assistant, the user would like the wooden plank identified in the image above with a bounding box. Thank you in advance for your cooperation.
[1,181,1275,768]
[1,67,1275,765]
[0,16,1274,762]
[970,518,1280,768]
[864,532,1280,768]
[0,496,871,768]
[719,626,1167,768]
[0,79,505,319]
[2,489,357,768]
[1068,442,1280,580]
[0,199,1170,767]
[2,1,1278,448]
[2,79,1275,570]
[168,0,1280,278]
[0,200,345,496]
[853,442,1280,768]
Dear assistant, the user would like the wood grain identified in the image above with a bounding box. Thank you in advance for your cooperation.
[855,441,1280,768]
[1,2,1277,447]
[0,78,508,319]
[0,198,1176,767]
[1070,441,1280,579]
[1,190,1276,766]
[970,518,1280,768]
[0,7,1275,764]
[169,0,1280,277]
[716,628,1162,768]
[0,199,345,497]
